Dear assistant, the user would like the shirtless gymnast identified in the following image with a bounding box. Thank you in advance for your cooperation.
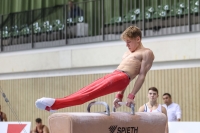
[35,26,155,112]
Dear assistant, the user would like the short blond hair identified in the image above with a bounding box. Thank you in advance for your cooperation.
[121,26,142,40]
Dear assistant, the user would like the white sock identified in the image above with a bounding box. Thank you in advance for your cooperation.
[35,97,55,110]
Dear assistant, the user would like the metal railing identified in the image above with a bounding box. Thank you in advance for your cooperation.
[0,0,199,52]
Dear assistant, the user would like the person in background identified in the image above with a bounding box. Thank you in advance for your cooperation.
[0,104,7,121]
[68,0,83,18]
[162,93,182,121]
[138,87,168,133]
[31,118,49,133]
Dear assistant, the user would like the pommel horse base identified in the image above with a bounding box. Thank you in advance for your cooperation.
[48,101,167,133]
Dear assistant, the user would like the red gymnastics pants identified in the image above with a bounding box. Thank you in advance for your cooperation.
[51,70,130,110]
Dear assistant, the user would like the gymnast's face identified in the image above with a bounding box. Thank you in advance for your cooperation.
[148,90,158,101]
[125,37,141,52]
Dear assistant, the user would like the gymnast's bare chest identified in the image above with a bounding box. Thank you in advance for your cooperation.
[123,52,142,62]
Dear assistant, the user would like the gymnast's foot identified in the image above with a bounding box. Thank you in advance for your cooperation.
[35,97,56,112]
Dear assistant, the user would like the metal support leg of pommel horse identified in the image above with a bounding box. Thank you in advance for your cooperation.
[48,101,167,133]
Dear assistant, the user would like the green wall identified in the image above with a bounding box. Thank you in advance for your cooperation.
[0,0,81,15]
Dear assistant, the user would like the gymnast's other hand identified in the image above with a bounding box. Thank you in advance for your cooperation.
[113,98,121,108]
[126,98,135,108]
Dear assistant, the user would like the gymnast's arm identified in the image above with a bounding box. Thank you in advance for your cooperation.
[130,50,154,96]
[162,106,168,133]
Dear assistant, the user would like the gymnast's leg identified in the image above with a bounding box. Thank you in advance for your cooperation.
[35,70,130,111]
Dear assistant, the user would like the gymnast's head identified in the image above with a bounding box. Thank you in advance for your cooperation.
[121,26,142,52]
[147,87,159,101]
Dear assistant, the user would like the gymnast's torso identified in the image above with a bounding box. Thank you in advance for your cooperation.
[117,48,153,80]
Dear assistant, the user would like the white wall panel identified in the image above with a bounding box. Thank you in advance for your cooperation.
[0,32,200,74]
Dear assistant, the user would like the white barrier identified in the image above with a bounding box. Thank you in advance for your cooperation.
[168,122,200,133]
[0,122,31,133]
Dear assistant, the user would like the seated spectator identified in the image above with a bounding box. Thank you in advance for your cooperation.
[162,93,182,121]
[138,87,168,133]
[0,104,7,121]
[31,118,49,133]
[68,0,83,18]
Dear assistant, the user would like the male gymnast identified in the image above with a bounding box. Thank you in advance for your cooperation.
[35,26,154,112]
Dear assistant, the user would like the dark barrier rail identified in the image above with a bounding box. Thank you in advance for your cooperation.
[0,0,199,52]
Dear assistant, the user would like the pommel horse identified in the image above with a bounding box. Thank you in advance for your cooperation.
[48,101,167,133]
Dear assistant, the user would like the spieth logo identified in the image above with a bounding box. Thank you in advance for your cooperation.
[109,125,138,133]
[109,125,118,133]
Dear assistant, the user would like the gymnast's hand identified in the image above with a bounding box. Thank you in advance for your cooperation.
[126,93,135,107]
[113,98,122,108]
[126,98,135,108]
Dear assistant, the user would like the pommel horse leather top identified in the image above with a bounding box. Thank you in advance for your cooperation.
[48,101,167,133]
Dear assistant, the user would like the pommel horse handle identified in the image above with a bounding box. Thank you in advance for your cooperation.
[113,102,135,115]
[87,101,110,116]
